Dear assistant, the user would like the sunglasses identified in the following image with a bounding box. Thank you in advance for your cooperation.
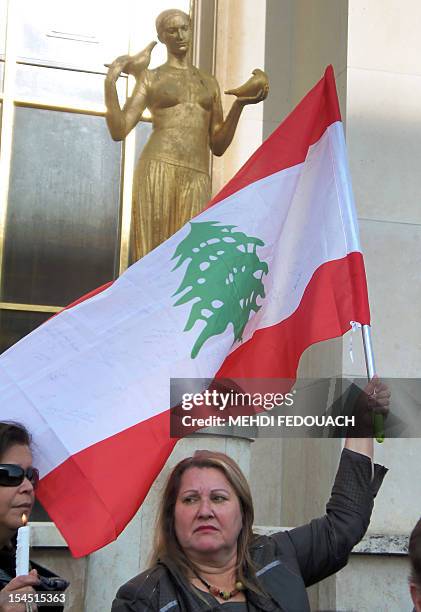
[0,464,39,489]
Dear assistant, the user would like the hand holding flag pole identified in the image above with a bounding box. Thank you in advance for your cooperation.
[361,325,385,443]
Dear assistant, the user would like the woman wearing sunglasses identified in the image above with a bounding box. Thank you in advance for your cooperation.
[0,422,67,612]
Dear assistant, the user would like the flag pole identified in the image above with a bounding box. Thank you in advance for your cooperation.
[361,324,384,442]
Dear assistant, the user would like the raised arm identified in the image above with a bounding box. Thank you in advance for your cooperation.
[104,42,156,141]
[104,61,148,141]
[275,378,390,586]
[281,446,388,587]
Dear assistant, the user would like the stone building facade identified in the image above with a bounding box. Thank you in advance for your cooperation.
[1,1,419,610]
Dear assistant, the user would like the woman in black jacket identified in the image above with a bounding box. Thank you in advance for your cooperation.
[112,379,390,612]
[0,422,68,612]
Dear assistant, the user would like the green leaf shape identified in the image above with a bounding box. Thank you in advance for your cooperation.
[172,221,268,358]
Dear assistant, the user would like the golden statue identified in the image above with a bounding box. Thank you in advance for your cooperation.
[105,9,269,261]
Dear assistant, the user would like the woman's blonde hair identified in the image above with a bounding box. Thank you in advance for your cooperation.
[150,449,261,592]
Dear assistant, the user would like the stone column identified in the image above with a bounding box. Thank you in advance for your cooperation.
[336,1,421,609]
[236,2,349,610]
[211,0,267,194]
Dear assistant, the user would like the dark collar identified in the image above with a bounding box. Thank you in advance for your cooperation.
[157,556,281,612]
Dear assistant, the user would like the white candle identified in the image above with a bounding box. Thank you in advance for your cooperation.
[15,514,30,576]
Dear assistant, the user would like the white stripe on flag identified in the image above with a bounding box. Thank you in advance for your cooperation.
[0,123,360,477]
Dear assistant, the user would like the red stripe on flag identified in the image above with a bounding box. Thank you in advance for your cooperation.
[36,253,367,557]
[36,412,177,557]
[209,65,341,207]
[217,252,369,378]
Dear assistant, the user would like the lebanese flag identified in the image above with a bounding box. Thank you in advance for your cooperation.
[0,66,369,557]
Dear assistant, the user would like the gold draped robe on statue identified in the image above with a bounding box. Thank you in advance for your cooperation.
[131,65,214,261]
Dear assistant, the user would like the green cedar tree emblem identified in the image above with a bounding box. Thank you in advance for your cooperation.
[172,221,269,358]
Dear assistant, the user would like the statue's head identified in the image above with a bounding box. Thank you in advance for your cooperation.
[155,9,191,56]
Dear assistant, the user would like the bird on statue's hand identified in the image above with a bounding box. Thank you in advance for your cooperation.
[225,69,269,100]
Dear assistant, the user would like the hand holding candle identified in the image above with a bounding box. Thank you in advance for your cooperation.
[15,513,30,576]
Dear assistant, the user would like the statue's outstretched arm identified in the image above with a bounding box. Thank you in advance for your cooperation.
[209,80,243,157]
[210,72,268,157]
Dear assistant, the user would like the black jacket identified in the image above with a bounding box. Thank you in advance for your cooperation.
[0,547,69,612]
[111,448,387,612]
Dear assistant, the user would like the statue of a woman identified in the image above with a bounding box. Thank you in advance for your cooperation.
[105,9,268,261]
